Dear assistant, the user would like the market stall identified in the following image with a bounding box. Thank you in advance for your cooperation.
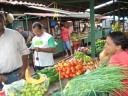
[1,50,128,96]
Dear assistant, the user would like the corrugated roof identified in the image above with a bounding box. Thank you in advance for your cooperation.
[24,12,101,19]
[0,0,45,7]
[24,13,67,17]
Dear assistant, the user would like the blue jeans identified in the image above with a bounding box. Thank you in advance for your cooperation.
[34,66,45,72]
[63,40,71,50]
[0,68,20,89]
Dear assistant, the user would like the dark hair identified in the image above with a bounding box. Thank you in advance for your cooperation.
[32,22,43,30]
[108,32,128,50]
[60,23,64,27]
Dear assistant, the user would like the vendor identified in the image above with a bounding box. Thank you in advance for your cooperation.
[103,32,128,96]
[0,12,30,88]
[30,22,56,71]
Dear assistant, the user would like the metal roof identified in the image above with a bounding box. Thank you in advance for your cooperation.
[0,0,45,7]
[0,0,128,17]
[24,13,67,17]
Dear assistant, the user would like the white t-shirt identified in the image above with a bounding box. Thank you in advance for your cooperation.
[0,28,30,73]
[32,32,55,67]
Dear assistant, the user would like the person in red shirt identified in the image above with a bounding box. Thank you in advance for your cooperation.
[104,32,128,96]
[60,24,73,57]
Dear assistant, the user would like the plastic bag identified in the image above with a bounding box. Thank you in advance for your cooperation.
[2,79,25,96]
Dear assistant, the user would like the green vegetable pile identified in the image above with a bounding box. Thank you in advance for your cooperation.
[61,65,128,96]
[95,39,106,55]
[35,67,59,84]
[71,34,79,42]
[18,81,47,96]
[74,51,92,63]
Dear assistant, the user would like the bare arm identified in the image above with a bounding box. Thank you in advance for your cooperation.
[34,47,56,53]
[18,55,29,79]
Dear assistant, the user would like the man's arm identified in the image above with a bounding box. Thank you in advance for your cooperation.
[35,47,55,53]
[17,33,30,79]
[19,55,29,79]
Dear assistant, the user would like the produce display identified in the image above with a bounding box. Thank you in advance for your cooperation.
[61,65,128,96]
[112,21,121,32]
[71,32,88,42]
[70,33,79,42]
[77,47,91,54]
[19,81,48,96]
[95,39,106,54]
[3,51,106,96]
[55,58,87,79]
[25,69,46,84]
[74,51,92,63]
[34,67,59,84]
[3,69,49,96]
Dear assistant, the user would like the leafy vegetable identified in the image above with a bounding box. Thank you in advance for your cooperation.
[61,65,128,96]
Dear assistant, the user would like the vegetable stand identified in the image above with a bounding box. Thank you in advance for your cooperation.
[3,51,128,96]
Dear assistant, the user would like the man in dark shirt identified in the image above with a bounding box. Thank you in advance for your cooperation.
[16,26,28,42]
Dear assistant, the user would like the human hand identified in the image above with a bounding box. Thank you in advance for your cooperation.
[34,47,42,52]
[18,68,26,79]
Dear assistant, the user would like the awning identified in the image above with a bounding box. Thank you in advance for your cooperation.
[24,13,67,17]
[28,6,77,15]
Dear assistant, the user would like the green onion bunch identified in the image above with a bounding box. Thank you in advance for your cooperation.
[62,66,128,96]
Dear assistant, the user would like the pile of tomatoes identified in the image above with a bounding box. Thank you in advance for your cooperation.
[55,58,87,79]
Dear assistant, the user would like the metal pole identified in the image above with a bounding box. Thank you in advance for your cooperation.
[25,15,29,31]
[47,17,51,33]
[90,0,95,57]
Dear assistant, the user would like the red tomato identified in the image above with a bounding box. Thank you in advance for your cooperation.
[69,74,73,78]
[60,75,64,79]
[77,70,82,74]
[65,75,70,79]
[68,62,72,66]
[66,70,70,75]
[76,72,81,76]
[62,67,66,72]
[61,71,66,76]
[66,66,71,71]
[71,67,76,74]
[64,63,69,66]
[79,64,84,69]
[72,74,76,78]
[75,65,83,70]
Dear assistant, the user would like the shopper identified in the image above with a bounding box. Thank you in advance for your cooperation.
[104,32,128,96]
[60,24,73,57]
[0,13,30,88]
[16,26,28,42]
[30,22,56,71]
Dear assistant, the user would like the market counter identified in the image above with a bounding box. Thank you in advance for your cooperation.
[84,29,110,44]
[44,79,69,96]
[54,38,64,55]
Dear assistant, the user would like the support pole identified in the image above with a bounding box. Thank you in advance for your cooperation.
[113,0,115,21]
[25,15,29,31]
[90,0,95,57]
